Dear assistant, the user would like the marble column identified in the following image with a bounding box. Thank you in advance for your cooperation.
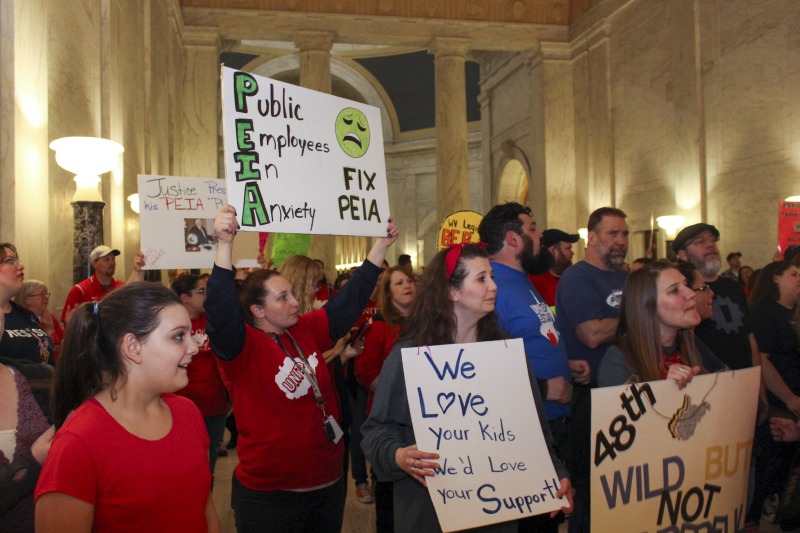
[430,37,471,224]
[180,26,220,179]
[72,201,105,284]
[295,31,338,277]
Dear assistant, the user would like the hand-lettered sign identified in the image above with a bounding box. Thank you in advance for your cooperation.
[778,201,800,255]
[137,175,227,269]
[402,339,563,532]
[270,233,312,269]
[221,67,390,237]
[437,211,483,251]
[591,368,759,532]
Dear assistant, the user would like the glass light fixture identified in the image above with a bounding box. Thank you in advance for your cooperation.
[49,137,124,202]
[656,215,685,238]
[127,193,140,214]
[578,227,588,243]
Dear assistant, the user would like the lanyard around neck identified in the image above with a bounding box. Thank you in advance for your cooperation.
[268,331,327,410]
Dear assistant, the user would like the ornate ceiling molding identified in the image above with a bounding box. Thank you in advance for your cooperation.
[180,1,579,25]
[180,5,571,51]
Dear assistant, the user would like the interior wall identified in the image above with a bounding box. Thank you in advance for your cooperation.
[0,0,189,313]
[699,0,800,265]
[562,0,800,265]
[479,49,548,225]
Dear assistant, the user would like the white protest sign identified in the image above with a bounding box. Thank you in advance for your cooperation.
[137,175,226,270]
[402,339,562,532]
[221,66,390,237]
[591,368,759,532]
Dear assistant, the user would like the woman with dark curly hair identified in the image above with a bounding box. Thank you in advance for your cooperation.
[362,244,571,532]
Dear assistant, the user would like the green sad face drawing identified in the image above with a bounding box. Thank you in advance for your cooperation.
[335,108,370,158]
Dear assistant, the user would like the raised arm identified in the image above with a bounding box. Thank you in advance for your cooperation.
[204,205,246,360]
[212,204,238,270]
[125,251,146,283]
[324,218,398,341]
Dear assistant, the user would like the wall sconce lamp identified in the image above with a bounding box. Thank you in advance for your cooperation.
[49,137,124,202]
[578,227,588,244]
[127,194,140,214]
[656,215,685,239]
[50,136,124,283]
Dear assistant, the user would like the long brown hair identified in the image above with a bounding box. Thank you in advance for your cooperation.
[748,260,792,305]
[401,245,503,346]
[615,263,702,381]
[377,266,415,328]
[278,255,323,314]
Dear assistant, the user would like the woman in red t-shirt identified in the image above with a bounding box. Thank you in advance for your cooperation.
[172,273,229,475]
[205,204,398,533]
[355,265,416,532]
[35,283,218,532]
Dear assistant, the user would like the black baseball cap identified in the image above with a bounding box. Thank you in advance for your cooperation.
[542,229,580,249]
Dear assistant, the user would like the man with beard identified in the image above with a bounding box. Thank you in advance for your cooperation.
[529,229,580,308]
[673,223,756,371]
[554,207,629,533]
[673,226,771,530]
[479,202,585,532]
[61,245,145,324]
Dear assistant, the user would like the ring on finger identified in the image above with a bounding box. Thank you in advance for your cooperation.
[412,467,416,474]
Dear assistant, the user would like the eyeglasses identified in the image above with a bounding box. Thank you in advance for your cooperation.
[687,236,719,248]
[26,291,50,299]
[1,256,20,267]
[692,284,712,293]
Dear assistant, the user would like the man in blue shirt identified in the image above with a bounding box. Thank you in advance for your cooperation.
[478,202,589,532]
[555,206,629,533]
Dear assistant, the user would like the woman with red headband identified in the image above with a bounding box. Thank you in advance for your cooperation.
[362,243,571,532]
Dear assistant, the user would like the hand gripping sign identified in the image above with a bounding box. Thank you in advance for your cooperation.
[403,339,563,532]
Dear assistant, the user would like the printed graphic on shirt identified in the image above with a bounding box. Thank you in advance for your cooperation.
[191,330,210,351]
[4,326,50,340]
[711,295,744,334]
[275,353,320,399]
[530,290,559,346]
[4,325,53,363]
[606,289,623,308]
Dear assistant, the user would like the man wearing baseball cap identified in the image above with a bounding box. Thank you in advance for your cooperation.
[529,229,580,308]
[61,245,145,324]
[720,251,742,281]
[672,223,755,371]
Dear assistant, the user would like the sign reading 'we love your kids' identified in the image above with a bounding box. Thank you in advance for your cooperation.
[221,66,391,237]
[403,339,564,532]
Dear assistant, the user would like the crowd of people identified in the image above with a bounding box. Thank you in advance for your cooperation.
[0,200,798,532]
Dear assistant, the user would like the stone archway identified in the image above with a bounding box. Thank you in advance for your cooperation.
[497,158,529,204]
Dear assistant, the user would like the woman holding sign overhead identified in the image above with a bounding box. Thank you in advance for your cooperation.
[361,243,571,533]
[205,204,397,533]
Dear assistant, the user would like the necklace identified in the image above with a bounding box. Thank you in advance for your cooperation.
[649,372,719,440]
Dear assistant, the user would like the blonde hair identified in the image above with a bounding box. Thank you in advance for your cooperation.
[278,255,323,314]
